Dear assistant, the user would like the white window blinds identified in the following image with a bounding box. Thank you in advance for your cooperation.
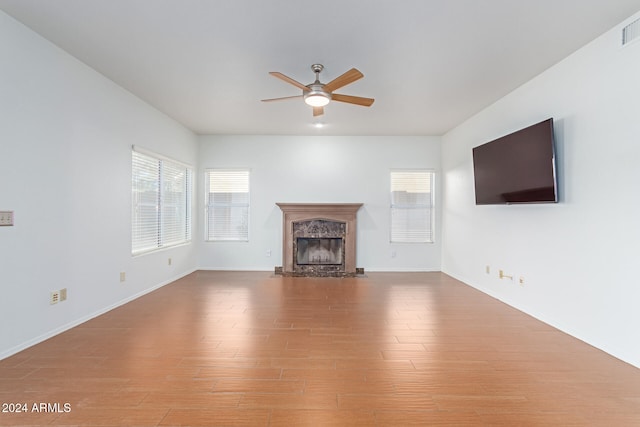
[132,148,193,255]
[206,169,250,241]
[390,170,434,243]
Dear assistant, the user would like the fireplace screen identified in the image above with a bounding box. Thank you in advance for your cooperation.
[296,238,343,265]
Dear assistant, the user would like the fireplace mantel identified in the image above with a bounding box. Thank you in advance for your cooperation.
[276,203,363,276]
[276,203,364,216]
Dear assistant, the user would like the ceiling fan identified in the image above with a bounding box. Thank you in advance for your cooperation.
[261,64,375,117]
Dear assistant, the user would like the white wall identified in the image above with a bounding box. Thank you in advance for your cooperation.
[0,11,199,359]
[442,12,640,367]
[198,135,442,272]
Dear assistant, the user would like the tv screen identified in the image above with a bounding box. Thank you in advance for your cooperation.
[472,118,558,205]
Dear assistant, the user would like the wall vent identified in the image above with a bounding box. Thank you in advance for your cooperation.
[622,18,640,46]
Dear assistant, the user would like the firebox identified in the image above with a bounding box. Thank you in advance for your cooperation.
[296,237,343,265]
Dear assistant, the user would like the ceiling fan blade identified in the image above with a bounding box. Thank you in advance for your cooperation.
[261,95,303,102]
[331,93,375,107]
[269,72,309,91]
[323,68,364,93]
[313,106,324,116]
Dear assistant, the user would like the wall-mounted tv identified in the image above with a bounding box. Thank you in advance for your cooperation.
[472,118,558,205]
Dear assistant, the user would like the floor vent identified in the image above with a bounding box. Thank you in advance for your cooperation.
[622,18,640,46]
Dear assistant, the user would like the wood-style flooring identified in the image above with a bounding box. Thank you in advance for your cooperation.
[1,271,639,426]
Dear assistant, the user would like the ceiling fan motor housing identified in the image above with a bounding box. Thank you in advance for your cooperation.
[304,84,331,106]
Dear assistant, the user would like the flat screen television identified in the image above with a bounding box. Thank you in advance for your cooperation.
[472,118,558,205]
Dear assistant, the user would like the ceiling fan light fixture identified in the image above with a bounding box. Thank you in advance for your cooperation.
[304,90,331,107]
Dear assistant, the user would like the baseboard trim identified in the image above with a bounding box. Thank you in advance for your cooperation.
[362,268,441,272]
[197,267,273,272]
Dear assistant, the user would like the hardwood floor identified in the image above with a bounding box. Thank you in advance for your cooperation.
[1,271,639,426]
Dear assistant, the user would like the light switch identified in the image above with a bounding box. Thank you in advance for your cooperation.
[0,211,14,226]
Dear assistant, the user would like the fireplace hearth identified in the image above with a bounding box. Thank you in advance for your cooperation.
[276,203,363,277]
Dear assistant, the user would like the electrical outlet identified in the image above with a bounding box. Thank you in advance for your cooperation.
[499,270,513,280]
[485,265,491,274]
[519,276,525,286]
[0,211,14,226]
[60,288,67,301]
[120,272,126,282]
[168,258,172,266]
[50,291,60,305]
[266,250,271,257]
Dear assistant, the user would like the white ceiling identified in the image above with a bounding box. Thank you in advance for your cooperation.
[2,0,640,136]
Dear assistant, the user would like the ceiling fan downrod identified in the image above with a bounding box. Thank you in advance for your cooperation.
[310,64,324,82]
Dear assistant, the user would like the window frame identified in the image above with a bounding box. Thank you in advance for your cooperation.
[390,169,435,244]
[131,146,193,256]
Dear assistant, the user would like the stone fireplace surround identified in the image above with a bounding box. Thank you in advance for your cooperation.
[276,203,363,277]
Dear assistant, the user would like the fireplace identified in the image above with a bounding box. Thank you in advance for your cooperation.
[276,203,363,277]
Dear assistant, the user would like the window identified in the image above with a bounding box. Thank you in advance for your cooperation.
[132,147,193,255]
[390,170,434,243]
[206,169,250,241]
